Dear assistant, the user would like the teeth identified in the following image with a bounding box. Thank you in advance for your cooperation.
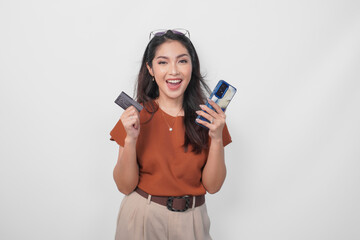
[167,80,181,84]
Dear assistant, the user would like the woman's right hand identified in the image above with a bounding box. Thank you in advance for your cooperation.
[120,106,140,141]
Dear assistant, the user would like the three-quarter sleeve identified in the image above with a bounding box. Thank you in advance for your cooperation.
[110,118,127,147]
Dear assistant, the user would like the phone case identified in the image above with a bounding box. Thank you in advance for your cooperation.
[115,91,143,112]
[196,80,237,127]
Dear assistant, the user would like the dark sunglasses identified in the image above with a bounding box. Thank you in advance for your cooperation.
[149,28,190,41]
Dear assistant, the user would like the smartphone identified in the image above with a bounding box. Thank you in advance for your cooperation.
[196,80,237,127]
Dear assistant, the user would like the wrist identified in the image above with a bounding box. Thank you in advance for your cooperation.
[125,136,137,145]
[210,137,223,145]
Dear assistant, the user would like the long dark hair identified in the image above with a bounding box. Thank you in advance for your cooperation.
[135,30,211,154]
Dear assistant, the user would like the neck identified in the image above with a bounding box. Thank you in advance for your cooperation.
[156,96,184,116]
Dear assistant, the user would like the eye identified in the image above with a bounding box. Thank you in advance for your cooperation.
[158,61,167,65]
[179,59,188,63]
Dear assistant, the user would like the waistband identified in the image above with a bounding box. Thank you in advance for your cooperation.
[135,188,205,212]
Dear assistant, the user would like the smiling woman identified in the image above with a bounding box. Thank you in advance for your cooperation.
[146,41,193,102]
[109,29,232,240]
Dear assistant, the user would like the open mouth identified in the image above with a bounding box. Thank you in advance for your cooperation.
[166,79,182,90]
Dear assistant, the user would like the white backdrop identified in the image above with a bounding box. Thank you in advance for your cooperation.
[1,0,359,239]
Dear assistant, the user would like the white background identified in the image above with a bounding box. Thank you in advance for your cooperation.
[1,0,359,239]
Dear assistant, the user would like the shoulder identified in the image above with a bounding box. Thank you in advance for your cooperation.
[139,100,159,123]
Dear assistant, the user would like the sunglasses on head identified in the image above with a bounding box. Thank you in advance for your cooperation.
[149,28,190,41]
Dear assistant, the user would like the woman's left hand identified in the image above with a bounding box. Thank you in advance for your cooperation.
[196,99,226,140]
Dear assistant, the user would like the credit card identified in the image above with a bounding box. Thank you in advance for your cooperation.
[114,91,143,112]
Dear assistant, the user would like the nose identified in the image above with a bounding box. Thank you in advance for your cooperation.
[169,62,179,75]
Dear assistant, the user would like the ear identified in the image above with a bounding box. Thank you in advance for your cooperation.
[146,63,154,76]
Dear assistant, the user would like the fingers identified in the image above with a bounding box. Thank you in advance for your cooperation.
[121,106,140,129]
[196,109,213,125]
[196,99,226,134]
[196,117,213,129]
[199,104,217,120]
[206,99,226,118]
[123,106,140,118]
[197,100,226,121]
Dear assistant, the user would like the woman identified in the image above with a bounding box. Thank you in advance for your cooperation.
[110,29,232,240]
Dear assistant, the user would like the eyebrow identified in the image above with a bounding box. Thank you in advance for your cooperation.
[156,54,190,59]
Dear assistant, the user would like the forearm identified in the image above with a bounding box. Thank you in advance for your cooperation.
[113,138,139,195]
[202,138,226,194]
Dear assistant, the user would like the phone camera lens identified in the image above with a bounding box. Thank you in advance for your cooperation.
[216,83,228,97]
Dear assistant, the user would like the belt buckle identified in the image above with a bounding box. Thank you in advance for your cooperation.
[167,196,191,212]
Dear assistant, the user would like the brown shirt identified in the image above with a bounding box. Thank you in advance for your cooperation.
[110,105,232,196]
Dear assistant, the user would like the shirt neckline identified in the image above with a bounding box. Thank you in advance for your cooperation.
[154,101,185,118]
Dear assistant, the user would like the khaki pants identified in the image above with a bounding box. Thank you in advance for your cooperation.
[115,191,212,240]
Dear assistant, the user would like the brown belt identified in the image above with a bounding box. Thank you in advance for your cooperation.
[135,188,205,212]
